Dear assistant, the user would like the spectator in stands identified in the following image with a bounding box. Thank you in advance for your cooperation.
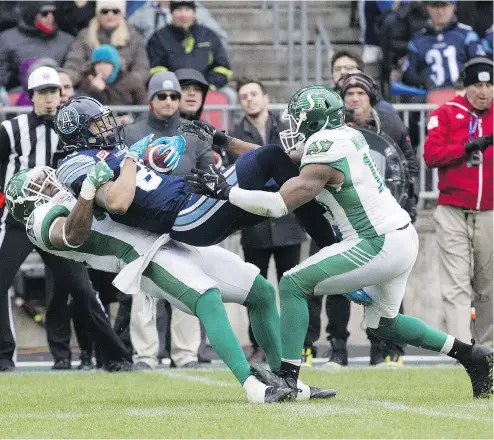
[379,1,428,99]
[63,0,149,88]
[78,44,147,108]
[359,0,385,64]
[331,50,397,115]
[56,68,75,104]
[55,1,96,37]
[147,1,232,90]
[123,71,215,370]
[0,1,74,90]
[232,78,305,363]
[402,0,485,91]
[456,1,493,39]
[129,1,227,48]
[424,57,493,348]
[175,67,209,121]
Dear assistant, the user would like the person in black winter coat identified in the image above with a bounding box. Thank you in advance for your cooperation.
[55,1,96,37]
[231,78,305,363]
[0,1,74,90]
[147,1,232,90]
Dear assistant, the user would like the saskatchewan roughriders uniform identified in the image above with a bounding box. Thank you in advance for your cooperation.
[284,125,418,328]
[25,191,260,315]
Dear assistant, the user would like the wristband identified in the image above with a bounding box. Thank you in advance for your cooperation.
[80,179,97,200]
[125,151,140,163]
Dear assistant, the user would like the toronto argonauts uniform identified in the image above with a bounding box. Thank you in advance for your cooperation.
[283,126,418,328]
[57,147,189,233]
[403,20,485,88]
[56,144,333,247]
[26,192,260,314]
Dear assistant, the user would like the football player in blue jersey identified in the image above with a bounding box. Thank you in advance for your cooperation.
[402,0,485,90]
[54,96,342,253]
[482,25,493,55]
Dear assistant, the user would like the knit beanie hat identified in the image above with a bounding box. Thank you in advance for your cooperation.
[95,0,126,16]
[338,72,378,105]
[170,1,196,13]
[462,57,493,87]
[91,44,120,84]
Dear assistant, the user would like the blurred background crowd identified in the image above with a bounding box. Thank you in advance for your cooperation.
[0,0,492,372]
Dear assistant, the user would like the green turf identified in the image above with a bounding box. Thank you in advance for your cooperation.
[0,367,492,438]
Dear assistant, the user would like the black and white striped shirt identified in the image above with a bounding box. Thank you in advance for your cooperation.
[0,112,62,227]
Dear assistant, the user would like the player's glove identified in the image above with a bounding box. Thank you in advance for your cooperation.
[80,160,114,200]
[184,165,232,200]
[465,135,493,154]
[126,134,155,162]
[179,120,231,151]
[151,135,186,172]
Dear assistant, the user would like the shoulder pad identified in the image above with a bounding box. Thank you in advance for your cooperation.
[56,153,96,191]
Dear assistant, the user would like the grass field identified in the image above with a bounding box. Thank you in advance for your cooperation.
[0,366,492,439]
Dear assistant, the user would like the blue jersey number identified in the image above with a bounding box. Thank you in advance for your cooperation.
[120,162,162,192]
[425,45,459,87]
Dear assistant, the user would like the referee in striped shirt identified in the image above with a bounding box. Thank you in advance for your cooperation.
[0,67,131,372]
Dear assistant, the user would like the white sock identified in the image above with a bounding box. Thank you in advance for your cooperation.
[440,335,455,355]
[296,379,311,401]
[243,375,268,403]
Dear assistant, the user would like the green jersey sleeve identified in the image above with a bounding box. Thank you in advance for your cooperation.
[26,203,71,251]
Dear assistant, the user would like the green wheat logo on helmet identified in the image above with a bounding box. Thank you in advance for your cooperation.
[280,86,345,153]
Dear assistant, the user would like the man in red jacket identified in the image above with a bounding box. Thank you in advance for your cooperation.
[424,57,493,347]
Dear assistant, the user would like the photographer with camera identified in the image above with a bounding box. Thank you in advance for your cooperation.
[424,57,493,347]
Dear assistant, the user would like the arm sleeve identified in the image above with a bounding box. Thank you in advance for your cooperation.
[55,154,96,196]
[26,203,70,251]
[127,29,150,84]
[205,32,232,89]
[62,34,90,87]
[147,32,168,69]
[402,40,431,88]
[423,107,467,168]
[464,29,486,58]
[195,140,216,171]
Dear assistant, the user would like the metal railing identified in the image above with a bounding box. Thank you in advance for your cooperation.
[314,18,334,84]
[1,103,439,202]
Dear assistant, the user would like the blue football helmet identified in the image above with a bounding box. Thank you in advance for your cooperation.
[55,96,123,151]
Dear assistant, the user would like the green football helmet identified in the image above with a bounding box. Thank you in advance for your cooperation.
[5,166,63,223]
[280,85,346,152]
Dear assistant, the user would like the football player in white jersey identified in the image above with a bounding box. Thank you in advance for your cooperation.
[5,163,335,403]
[185,85,493,399]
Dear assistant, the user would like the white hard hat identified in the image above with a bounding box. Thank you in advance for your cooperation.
[28,66,61,92]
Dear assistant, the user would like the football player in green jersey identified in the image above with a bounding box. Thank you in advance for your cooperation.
[185,85,493,399]
[6,163,335,403]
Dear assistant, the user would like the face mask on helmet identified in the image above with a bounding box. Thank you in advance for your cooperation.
[279,109,308,153]
[5,167,64,223]
[56,98,123,151]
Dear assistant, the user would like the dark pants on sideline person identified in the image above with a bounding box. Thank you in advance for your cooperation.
[243,244,301,348]
[0,221,130,368]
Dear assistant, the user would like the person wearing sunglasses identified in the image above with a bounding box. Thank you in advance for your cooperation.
[63,0,149,89]
[0,1,74,90]
[120,70,216,370]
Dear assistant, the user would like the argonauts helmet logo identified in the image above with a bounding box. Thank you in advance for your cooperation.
[57,107,79,134]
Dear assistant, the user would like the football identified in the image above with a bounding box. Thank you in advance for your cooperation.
[142,144,173,174]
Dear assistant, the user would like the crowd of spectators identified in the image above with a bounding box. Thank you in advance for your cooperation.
[0,0,491,372]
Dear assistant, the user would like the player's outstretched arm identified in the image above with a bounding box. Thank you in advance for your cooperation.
[51,161,115,249]
[186,163,342,217]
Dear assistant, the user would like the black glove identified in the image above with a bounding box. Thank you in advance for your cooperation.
[178,120,214,145]
[404,196,418,223]
[184,165,232,200]
[465,135,493,155]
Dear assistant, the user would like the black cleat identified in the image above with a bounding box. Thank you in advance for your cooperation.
[251,363,336,401]
[104,360,133,372]
[77,351,94,371]
[462,344,493,399]
[52,359,71,370]
[263,385,294,403]
[0,362,15,372]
